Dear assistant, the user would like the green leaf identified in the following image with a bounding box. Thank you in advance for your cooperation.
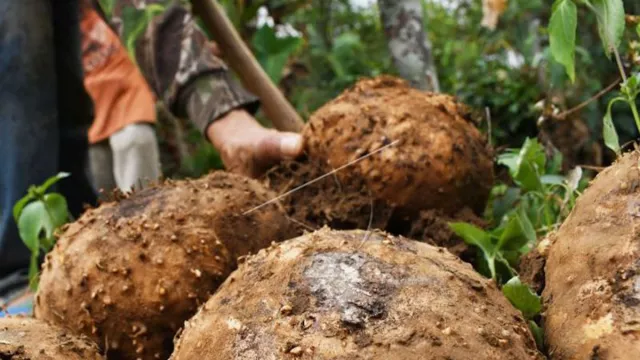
[627,75,639,92]
[35,172,70,195]
[603,97,626,155]
[252,25,303,83]
[502,277,542,319]
[549,0,578,81]
[449,222,498,279]
[488,186,521,223]
[16,191,69,290]
[529,321,545,351]
[622,73,640,100]
[519,138,546,190]
[474,254,493,279]
[43,193,69,231]
[17,201,51,253]
[332,32,363,58]
[327,54,347,79]
[546,149,564,175]
[540,174,565,185]
[449,222,495,255]
[98,0,115,19]
[590,0,625,56]
[602,124,618,154]
[498,208,537,251]
[494,255,518,284]
[14,172,68,222]
[122,5,165,60]
[497,151,519,174]
[501,250,521,268]
[499,138,546,192]
[17,194,68,253]
[13,193,35,223]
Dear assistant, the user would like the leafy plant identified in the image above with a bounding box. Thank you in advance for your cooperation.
[98,0,115,18]
[120,2,168,60]
[252,24,303,83]
[550,0,578,82]
[12,173,72,290]
[449,138,586,350]
[449,207,533,284]
[450,138,583,284]
[502,276,542,319]
[284,0,393,117]
[549,0,638,155]
[502,276,544,349]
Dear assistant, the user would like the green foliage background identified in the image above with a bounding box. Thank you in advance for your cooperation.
[137,0,638,177]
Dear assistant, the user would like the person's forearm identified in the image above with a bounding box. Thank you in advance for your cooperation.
[103,2,260,135]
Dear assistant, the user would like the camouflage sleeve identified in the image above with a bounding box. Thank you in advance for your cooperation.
[176,72,260,134]
[115,1,260,134]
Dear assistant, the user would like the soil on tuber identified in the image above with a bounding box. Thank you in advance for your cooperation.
[265,76,492,253]
[170,228,542,360]
[517,236,553,295]
[544,151,640,359]
[303,76,493,215]
[34,172,296,360]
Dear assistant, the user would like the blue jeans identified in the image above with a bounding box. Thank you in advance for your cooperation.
[0,0,97,294]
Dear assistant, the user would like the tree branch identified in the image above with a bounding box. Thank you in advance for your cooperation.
[553,78,621,120]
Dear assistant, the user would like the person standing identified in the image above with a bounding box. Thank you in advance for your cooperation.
[81,3,161,194]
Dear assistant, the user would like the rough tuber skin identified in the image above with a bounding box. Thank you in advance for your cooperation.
[303,76,494,216]
[544,151,640,359]
[171,228,542,360]
[34,172,297,360]
[264,76,493,255]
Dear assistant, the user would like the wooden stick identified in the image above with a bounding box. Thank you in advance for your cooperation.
[190,0,304,133]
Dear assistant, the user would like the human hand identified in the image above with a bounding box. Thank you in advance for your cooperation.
[206,109,304,178]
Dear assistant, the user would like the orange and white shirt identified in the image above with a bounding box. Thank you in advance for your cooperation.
[80,5,157,144]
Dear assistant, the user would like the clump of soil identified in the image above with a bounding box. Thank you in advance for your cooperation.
[544,151,640,359]
[517,236,553,294]
[400,207,486,260]
[170,229,542,360]
[302,76,494,216]
[265,159,484,256]
[264,157,396,232]
[35,172,297,360]
[539,115,602,171]
[0,317,104,359]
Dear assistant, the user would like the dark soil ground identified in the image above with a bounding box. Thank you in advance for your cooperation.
[0,317,104,360]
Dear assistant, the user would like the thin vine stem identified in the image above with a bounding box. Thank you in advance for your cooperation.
[612,46,628,83]
[631,100,640,133]
[611,46,640,133]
